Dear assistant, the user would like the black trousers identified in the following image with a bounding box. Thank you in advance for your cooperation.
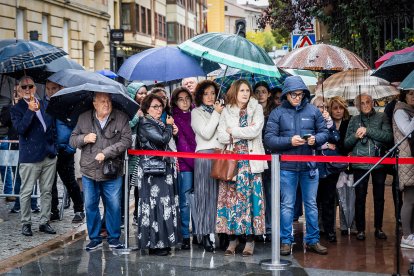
[51,149,84,213]
[317,172,340,234]
[353,168,387,232]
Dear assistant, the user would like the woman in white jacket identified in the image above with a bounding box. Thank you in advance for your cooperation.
[216,79,267,257]
[191,80,224,252]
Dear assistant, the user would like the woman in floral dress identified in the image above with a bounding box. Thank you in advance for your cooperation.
[133,93,181,256]
[216,79,267,256]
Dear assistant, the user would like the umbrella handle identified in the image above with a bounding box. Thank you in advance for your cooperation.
[217,65,229,100]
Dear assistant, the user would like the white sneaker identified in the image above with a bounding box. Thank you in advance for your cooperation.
[401,234,414,249]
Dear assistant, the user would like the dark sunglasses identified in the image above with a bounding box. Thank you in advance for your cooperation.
[21,85,34,90]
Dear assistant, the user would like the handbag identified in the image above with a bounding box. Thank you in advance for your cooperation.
[210,135,238,181]
[103,158,120,178]
[142,157,166,175]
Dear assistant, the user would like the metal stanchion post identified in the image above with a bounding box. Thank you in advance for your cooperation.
[115,152,138,255]
[261,154,291,270]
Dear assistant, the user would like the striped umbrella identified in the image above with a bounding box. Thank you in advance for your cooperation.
[315,69,399,100]
[212,67,287,93]
[277,44,370,72]
[0,39,67,73]
[178,33,280,78]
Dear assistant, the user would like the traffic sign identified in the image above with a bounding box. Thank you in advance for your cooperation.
[291,34,316,49]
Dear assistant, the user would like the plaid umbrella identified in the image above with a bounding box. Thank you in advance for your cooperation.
[212,67,287,93]
[178,33,280,77]
[315,69,399,100]
[277,44,370,72]
[0,39,67,73]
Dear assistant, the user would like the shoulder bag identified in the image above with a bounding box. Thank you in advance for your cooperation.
[210,135,238,181]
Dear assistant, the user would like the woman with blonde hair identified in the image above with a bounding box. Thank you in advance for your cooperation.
[216,79,267,256]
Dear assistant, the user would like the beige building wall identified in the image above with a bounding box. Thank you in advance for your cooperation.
[0,0,111,71]
[207,0,224,32]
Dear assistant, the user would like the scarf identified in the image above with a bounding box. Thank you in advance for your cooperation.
[145,114,165,128]
[201,104,214,114]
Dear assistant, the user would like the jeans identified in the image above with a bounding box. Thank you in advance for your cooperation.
[353,168,387,231]
[280,170,320,245]
[262,166,272,234]
[0,139,13,194]
[82,176,122,242]
[179,172,193,238]
[51,149,84,213]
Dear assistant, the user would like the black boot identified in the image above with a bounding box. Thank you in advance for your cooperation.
[202,234,214,252]
[218,233,229,251]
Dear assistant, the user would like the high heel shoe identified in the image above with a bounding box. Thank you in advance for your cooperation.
[242,241,255,257]
[202,234,214,252]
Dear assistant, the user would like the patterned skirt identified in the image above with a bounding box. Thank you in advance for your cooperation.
[134,158,182,249]
[216,142,265,235]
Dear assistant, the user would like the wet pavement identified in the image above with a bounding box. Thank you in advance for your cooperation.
[0,177,413,275]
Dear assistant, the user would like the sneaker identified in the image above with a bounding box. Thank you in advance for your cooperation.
[108,239,124,249]
[72,212,85,223]
[10,208,20,213]
[401,235,414,249]
[85,240,103,251]
[132,216,138,226]
[280,243,291,256]
[306,242,328,255]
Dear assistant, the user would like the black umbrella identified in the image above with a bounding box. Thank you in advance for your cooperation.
[372,51,414,82]
[47,83,139,126]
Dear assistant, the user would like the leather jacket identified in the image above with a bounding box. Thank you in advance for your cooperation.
[137,116,173,163]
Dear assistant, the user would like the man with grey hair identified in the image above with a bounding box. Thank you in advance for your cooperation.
[182,77,198,99]
[345,93,393,241]
[10,76,57,236]
[70,92,132,251]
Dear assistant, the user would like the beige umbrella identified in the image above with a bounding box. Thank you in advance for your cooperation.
[315,69,399,100]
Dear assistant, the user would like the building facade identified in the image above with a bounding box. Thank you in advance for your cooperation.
[0,0,112,70]
[224,0,261,34]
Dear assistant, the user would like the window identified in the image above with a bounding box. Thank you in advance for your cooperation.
[141,6,147,34]
[42,15,48,42]
[82,41,89,68]
[135,4,140,33]
[147,9,152,35]
[167,22,175,43]
[224,5,228,11]
[121,3,131,31]
[16,9,24,39]
[63,19,69,54]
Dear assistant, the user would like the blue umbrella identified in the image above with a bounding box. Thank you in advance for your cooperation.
[96,69,118,79]
[48,69,126,93]
[0,39,67,73]
[117,46,220,82]
[47,83,138,125]
[46,57,84,72]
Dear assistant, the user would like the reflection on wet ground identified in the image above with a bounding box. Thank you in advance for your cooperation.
[1,185,410,275]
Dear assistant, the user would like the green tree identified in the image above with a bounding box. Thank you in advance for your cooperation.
[246,30,276,52]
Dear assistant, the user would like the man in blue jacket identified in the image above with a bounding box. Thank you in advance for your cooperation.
[11,76,57,236]
[265,76,329,255]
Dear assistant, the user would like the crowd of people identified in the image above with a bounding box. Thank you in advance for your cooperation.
[1,73,414,257]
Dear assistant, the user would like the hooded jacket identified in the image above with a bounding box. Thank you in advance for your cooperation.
[127,82,146,129]
[264,76,328,172]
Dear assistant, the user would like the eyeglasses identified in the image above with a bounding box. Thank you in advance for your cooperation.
[177,97,191,103]
[289,92,303,99]
[150,105,163,110]
[21,85,34,90]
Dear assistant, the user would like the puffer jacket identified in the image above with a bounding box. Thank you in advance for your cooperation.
[344,109,392,170]
[265,75,328,172]
[70,109,132,181]
[217,97,268,173]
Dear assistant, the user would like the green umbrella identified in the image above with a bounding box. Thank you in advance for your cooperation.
[399,69,414,90]
[178,32,280,78]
